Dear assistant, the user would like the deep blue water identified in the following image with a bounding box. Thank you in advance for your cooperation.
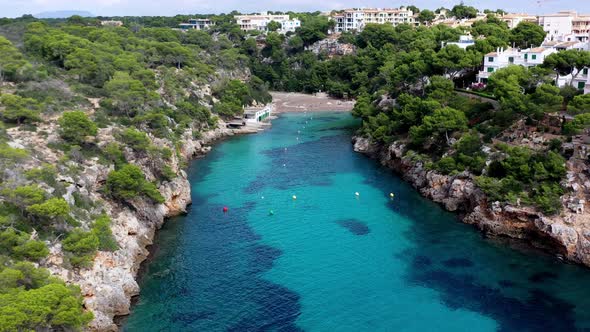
[124,112,590,331]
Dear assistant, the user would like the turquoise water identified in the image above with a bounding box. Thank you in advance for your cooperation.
[124,112,590,331]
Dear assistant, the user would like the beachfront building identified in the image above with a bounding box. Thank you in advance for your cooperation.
[179,18,214,31]
[234,13,300,33]
[244,104,273,123]
[331,7,416,33]
[477,47,557,83]
[538,11,590,42]
[500,13,537,29]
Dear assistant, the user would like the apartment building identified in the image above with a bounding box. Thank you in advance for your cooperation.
[573,14,590,42]
[179,18,214,31]
[538,11,590,42]
[332,7,416,33]
[477,47,557,83]
[234,12,301,33]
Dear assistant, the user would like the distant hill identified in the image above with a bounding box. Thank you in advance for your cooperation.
[34,11,95,19]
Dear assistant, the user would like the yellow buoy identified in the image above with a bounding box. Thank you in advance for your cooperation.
[355,192,360,197]
[292,195,297,200]
[390,193,395,198]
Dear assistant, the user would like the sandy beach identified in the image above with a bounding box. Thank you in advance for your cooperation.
[270,91,355,113]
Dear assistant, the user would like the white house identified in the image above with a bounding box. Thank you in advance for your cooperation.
[442,34,475,50]
[332,7,416,33]
[477,47,557,83]
[556,68,589,91]
[179,18,214,31]
[234,12,300,33]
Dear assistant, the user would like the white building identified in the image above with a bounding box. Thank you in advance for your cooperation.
[500,13,537,29]
[442,34,475,49]
[477,47,557,83]
[244,104,273,123]
[542,40,589,51]
[332,7,416,33]
[556,68,589,91]
[179,18,214,31]
[234,12,300,33]
[101,20,123,27]
[538,11,590,42]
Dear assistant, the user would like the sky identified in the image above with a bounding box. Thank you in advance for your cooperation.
[2,0,590,18]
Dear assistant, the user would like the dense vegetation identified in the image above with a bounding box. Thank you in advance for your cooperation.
[0,12,273,330]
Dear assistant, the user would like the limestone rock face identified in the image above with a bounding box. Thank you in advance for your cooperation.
[37,122,249,331]
[354,137,590,268]
[352,136,377,154]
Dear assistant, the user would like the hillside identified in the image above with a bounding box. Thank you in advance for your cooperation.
[0,16,270,330]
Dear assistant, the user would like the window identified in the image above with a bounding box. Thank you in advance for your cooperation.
[578,82,586,89]
[488,57,494,62]
[532,54,537,60]
[487,67,494,73]
[524,54,528,60]
[584,68,589,75]
[509,57,514,63]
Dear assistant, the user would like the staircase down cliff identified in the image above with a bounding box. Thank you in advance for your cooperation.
[353,136,590,268]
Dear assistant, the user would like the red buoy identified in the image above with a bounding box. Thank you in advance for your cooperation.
[223,206,228,213]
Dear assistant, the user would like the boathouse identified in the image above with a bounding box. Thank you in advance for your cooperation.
[244,104,273,123]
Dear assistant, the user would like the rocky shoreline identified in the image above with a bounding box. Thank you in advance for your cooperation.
[352,136,590,268]
[39,122,263,331]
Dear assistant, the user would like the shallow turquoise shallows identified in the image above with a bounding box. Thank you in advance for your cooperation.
[124,112,590,332]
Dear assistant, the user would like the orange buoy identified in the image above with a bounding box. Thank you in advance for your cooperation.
[223,206,228,213]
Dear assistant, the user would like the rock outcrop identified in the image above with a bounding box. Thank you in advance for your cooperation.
[353,136,590,267]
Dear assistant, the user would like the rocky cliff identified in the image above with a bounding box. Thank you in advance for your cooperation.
[353,136,590,268]
[7,113,262,330]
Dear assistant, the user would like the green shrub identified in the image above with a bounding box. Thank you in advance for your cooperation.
[0,94,41,124]
[0,229,48,261]
[24,164,57,185]
[62,229,99,267]
[101,142,126,167]
[119,128,151,152]
[91,215,118,251]
[160,165,176,182]
[477,146,566,214]
[435,156,457,174]
[0,282,93,330]
[58,111,97,144]
[105,164,164,203]
[26,198,70,219]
